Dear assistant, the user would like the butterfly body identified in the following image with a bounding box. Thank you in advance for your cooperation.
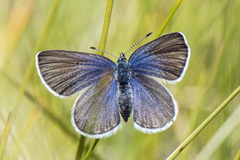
[36,32,190,138]
[116,53,133,122]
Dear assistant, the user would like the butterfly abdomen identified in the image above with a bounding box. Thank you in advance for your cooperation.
[116,54,133,122]
[118,83,133,122]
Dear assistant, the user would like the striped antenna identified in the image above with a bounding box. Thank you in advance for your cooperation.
[124,32,153,55]
[90,47,118,59]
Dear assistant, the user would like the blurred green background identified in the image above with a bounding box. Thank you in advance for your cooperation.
[0,0,240,159]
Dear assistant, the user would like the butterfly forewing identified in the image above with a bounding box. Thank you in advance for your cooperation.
[72,75,121,138]
[130,74,178,133]
[36,50,116,97]
[129,32,190,83]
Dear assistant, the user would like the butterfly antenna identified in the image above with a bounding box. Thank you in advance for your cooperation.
[90,47,118,59]
[124,32,153,55]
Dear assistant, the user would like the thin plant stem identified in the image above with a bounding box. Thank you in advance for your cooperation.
[0,112,12,160]
[75,0,114,159]
[167,85,240,160]
[75,136,86,160]
[234,149,240,160]
[156,0,183,38]
[98,0,114,55]
[83,139,100,160]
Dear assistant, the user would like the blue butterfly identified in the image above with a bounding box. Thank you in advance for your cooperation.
[35,32,190,138]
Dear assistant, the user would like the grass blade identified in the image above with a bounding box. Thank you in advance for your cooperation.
[167,85,240,160]
[75,136,86,160]
[75,0,114,158]
[156,0,183,37]
[98,0,114,55]
[234,149,240,160]
[83,139,100,160]
[196,104,240,160]
[0,112,12,160]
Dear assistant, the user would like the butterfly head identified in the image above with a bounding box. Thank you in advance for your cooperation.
[117,53,127,63]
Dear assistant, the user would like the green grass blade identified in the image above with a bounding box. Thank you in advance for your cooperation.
[196,104,240,160]
[75,136,86,160]
[234,149,240,160]
[75,0,114,159]
[83,139,100,160]
[167,85,240,160]
[155,0,183,37]
[0,112,12,160]
[98,0,114,55]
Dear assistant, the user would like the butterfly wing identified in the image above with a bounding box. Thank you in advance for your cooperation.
[72,75,121,138]
[36,50,116,97]
[130,74,178,133]
[129,32,190,83]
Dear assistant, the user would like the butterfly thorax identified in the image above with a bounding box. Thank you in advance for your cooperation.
[116,53,133,122]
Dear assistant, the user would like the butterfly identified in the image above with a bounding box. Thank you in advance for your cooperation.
[35,32,190,139]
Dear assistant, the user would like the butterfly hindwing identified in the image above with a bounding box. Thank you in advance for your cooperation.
[72,74,121,138]
[130,74,178,133]
[36,50,116,97]
[129,32,190,83]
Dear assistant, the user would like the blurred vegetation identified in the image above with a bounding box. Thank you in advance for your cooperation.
[0,0,240,159]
